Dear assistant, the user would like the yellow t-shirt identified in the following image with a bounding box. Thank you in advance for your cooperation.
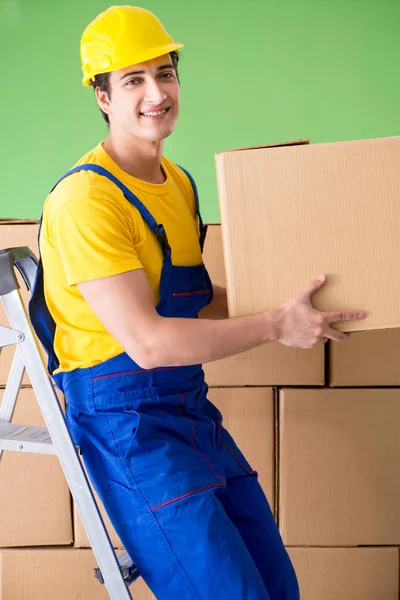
[40,142,202,373]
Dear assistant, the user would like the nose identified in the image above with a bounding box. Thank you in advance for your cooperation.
[143,78,168,105]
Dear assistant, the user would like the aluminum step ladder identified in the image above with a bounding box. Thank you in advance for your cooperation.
[0,246,139,599]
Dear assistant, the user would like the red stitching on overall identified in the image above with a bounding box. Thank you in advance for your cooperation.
[150,393,225,511]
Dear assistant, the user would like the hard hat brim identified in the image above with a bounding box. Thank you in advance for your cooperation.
[82,42,184,86]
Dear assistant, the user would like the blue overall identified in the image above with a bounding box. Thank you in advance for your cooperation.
[29,165,299,600]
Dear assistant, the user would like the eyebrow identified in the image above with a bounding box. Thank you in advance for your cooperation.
[120,64,175,80]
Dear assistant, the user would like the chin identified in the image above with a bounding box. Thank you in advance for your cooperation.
[160,127,175,141]
[142,126,176,143]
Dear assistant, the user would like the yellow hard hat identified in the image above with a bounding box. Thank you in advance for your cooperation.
[80,5,184,87]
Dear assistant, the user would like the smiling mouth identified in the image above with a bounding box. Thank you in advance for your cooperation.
[139,107,171,117]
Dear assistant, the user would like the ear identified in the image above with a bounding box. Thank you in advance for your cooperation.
[95,87,112,119]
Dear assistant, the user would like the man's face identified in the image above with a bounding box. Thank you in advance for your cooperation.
[98,54,180,142]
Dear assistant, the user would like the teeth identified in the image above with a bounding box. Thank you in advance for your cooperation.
[141,109,168,117]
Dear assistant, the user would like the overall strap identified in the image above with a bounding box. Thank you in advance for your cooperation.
[51,164,171,259]
[177,165,208,252]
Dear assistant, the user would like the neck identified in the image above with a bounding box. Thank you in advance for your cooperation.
[103,129,166,184]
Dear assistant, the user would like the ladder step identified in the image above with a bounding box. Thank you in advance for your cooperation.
[94,551,140,587]
[0,422,56,454]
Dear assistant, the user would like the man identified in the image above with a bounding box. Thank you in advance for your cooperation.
[29,6,365,600]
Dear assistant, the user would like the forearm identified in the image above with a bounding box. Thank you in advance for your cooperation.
[136,310,280,368]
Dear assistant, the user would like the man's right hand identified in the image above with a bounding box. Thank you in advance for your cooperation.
[274,275,366,348]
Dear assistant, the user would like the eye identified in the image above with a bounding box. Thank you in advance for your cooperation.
[126,78,142,86]
[160,72,175,80]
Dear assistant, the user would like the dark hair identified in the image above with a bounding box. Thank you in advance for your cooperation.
[90,50,180,125]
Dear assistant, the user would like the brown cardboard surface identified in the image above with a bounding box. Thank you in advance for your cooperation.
[216,136,400,332]
[288,547,399,600]
[279,388,400,546]
[207,387,275,507]
[0,388,72,547]
[204,345,325,386]
[202,224,227,288]
[0,548,155,600]
[202,225,324,386]
[0,222,40,386]
[74,464,122,549]
[329,329,400,386]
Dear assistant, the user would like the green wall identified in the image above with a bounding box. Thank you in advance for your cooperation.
[1,0,399,221]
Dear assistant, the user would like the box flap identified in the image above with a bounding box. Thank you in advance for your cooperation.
[0,218,40,225]
[216,138,310,155]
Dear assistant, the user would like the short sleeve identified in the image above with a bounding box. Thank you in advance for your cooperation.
[50,197,143,286]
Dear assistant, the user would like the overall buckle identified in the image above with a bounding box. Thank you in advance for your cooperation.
[155,224,171,258]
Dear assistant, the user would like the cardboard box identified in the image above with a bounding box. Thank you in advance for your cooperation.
[0,548,155,600]
[207,387,275,508]
[288,547,399,600]
[0,387,72,547]
[202,224,324,386]
[329,329,400,386]
[0,220,40,386]
[279,388,400,546]
[215,136,400,332]
[75,386,276,547]
[204,345,325,387]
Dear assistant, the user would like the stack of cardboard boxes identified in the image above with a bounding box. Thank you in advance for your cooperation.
[1,135,400,599]
[211,135,400,599]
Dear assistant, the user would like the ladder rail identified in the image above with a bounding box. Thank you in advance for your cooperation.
[0,246,33,463]
[0,348,25,462]
[0,248,133,600]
